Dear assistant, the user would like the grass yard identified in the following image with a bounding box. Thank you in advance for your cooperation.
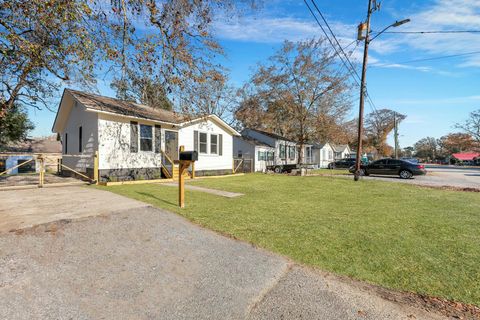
[103,174,480,306]
[310,168,350,175]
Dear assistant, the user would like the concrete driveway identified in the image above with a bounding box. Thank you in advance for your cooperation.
[0,186,148,232]
[0,186,457,319]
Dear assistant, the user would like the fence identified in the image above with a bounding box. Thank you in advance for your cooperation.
[0,153,97,188]
[233,158,253,174]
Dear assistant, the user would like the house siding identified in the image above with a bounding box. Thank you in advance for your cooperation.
[60,100,98,174]
[178,119,233,172]
[97,113,174,171]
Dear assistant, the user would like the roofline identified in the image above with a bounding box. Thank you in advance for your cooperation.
[51,88,68,132]
[235,136,274,148]
[84,108,180,127]
[179,114,241,136]
[244,128,295,142]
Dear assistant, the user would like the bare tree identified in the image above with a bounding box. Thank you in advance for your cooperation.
[235,38,351,163]
[455,109,480,144]
[365,109,406,157]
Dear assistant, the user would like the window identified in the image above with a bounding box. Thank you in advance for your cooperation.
[289,146,295,160]
[306,147,312,158]
[78,126,83,153]
[210,134,218,154]
[199,132,207,154]
[328,150,333,160]
[64,133,68,154]
[267,151,274,161]
[322,149,326,160]
[258,151,266,161]
[140,124,153,151]
[237,150,242,158]
[279,144,286,159]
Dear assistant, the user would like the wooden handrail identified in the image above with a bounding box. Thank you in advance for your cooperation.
[0,158,34,176]
[160,149,175,167]
[60,163,95,182]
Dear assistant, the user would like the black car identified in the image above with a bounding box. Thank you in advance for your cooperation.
[349,158,427,179]
[328,158,356,169]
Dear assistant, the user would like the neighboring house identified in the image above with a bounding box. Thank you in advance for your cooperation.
[52,89,239,181]
[233,136,275,172]
[332,144,353,160]
[240,128,298,166]
[0,136,62,174]
[310,142,335,168]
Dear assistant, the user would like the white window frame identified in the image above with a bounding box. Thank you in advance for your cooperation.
[210,133,218,155]
[199,132,208,154]
[139,124,153,152]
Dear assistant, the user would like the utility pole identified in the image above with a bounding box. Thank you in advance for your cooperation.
[393,111,399,159]
[354,0,374,181]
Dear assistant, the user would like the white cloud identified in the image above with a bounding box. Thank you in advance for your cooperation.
[371,0,480,67]
[213,15,357,44]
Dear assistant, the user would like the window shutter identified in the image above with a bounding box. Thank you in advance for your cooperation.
[219,134,223,156]
[194,130,198,151]
[154,125,161,153]
[130,121,138,153]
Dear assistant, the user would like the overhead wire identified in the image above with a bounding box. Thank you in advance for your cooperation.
[306,0,379,114]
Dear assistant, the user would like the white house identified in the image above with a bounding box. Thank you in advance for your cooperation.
[332,144,353,160]
[311,142,335,168]
[52,89,239,181]
[239,129,298,166]
[233,136,275,172]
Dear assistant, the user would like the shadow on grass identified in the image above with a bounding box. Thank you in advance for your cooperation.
[136,191,177,206]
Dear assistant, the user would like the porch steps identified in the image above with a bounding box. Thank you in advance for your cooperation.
[171,164,192,181]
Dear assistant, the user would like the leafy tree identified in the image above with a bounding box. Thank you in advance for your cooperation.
[235,39,351,163]
[437,133,477,154]
[455,109,480,144]
[0,105,34,148]
[0,0,103,119]
[364,109,406,157]
[414,137,438,160]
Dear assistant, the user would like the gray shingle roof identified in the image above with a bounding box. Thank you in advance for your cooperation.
[67,89,183,124]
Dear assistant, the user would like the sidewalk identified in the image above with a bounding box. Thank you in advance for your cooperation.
[0,205,447,319]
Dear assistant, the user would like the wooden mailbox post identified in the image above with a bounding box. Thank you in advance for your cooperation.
[178,145,198,208]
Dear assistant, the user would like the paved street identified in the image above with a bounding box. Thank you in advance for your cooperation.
[0,187,447,320]
[361,165,480,189]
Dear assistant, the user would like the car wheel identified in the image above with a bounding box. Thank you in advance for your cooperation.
[399,170,413,179]
[328,163,335,169]
[274,166,282,174]
[359,169,366,176]
[363,170,369,176]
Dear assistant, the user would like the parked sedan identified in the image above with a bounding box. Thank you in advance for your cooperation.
[349,158,427,179]
[328,158,356,169]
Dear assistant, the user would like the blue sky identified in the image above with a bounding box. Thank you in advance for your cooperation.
[30,0,480,148]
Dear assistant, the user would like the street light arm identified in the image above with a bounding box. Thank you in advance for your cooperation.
[369,19,411,42]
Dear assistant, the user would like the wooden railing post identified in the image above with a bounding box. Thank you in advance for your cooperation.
[94,151,99,184]
[38,156,44,188]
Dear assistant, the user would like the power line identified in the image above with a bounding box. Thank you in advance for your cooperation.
[302,0,361,86]
[305,0,378,113]
[372,50,480,66]
[374,30,480,34]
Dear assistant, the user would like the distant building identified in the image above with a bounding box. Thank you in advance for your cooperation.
[0,136,62,174]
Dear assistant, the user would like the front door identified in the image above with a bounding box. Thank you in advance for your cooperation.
[164,130,179,161]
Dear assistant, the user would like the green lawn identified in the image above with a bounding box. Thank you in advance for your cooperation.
[102,174,480,306]
[310,168,350,175]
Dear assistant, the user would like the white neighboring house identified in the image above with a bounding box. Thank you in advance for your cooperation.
[332,144,353,160]
[239,129,298,166]
[52,89,239,181]
[233,136,275,172]
[311,142,335,168]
